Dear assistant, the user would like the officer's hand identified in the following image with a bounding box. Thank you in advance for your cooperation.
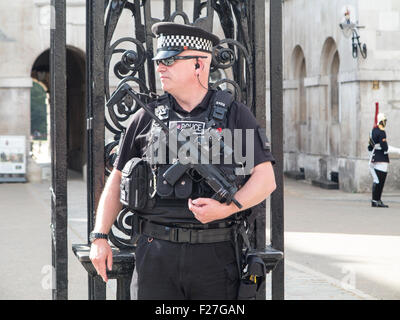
[188,198,236,224]
[89,239,113,283]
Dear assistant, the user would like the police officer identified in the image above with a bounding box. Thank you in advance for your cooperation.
[368,113,400,208]
[89,22,276,300]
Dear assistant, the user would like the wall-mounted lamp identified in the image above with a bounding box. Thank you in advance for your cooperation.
[339,7,367,59]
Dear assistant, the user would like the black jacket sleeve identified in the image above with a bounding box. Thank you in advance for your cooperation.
[230,101,275,168]
[379,130,388,152]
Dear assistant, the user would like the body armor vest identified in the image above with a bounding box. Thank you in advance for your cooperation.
[121,90,248,224]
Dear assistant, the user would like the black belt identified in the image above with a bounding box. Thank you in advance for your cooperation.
[133,216,235,244]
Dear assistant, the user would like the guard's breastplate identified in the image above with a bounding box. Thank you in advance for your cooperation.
[136,91,247,224]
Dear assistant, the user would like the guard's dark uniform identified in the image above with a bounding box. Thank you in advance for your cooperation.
[369,126,389,206]
[114,22,275,300]
[370,127,389,163]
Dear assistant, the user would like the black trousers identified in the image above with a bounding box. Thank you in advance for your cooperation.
[130,235,240,300]
[372,169,387,201]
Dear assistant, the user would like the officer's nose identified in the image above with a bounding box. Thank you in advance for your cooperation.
[156,61,167,73]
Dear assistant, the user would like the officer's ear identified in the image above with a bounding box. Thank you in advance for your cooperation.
[195,59,202,75]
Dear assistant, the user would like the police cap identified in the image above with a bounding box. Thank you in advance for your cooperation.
[152,22,220,61]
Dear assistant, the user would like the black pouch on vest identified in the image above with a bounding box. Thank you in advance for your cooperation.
[174,174,193,199]
[120,157,150,210]
[156,165,174,198]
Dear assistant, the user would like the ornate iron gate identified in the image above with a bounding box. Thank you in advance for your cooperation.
[51,0,284,300]
[50,0,67,300]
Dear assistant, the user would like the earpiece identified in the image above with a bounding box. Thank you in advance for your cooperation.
[195,59,208,90]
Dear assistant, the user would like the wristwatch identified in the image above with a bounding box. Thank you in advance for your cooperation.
[89,232,108,243]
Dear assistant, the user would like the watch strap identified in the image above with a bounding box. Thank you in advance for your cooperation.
[90,232,108,243]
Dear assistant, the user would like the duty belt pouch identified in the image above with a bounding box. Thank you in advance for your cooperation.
[174,174,193,199]
[238,254,266,300]
[120,157,150,210]
[156,165,174,198]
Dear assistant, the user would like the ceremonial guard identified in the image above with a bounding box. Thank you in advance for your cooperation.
[368,113,400,207]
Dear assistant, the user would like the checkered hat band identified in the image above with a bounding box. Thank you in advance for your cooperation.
[157,34,213,52]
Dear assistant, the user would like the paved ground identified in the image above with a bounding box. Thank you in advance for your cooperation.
[0,171,399,300]
[266,178,400,300]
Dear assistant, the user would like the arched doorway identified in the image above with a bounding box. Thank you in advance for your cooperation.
[65,47,86,174]
[320,38,340,157]
[31,47,86,174]
[291,45,307,153]
[30,51,51,167]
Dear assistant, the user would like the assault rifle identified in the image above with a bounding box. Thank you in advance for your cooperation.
[107,83,243,209]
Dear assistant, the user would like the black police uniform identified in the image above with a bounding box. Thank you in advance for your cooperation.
[114,89,275,300]
[113,21,275,300]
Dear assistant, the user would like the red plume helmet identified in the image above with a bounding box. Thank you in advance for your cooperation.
[374,102,379,128]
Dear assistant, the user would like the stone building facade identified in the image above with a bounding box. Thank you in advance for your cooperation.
[0,0,88,180]
[0,0,399,192]
[277,0,400,192]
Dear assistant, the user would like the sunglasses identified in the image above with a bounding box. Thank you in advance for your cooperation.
[155,55,207,66]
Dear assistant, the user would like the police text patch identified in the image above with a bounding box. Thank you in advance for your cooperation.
[169,120,205,135]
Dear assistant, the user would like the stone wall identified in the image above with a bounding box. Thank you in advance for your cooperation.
[279,0,400,192]
[1,0,398,190]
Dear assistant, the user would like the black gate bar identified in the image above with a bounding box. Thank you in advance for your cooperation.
[269,0,284,300]
[50,0,68,300]
[86,0,106,300]
[251,0,267,300]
